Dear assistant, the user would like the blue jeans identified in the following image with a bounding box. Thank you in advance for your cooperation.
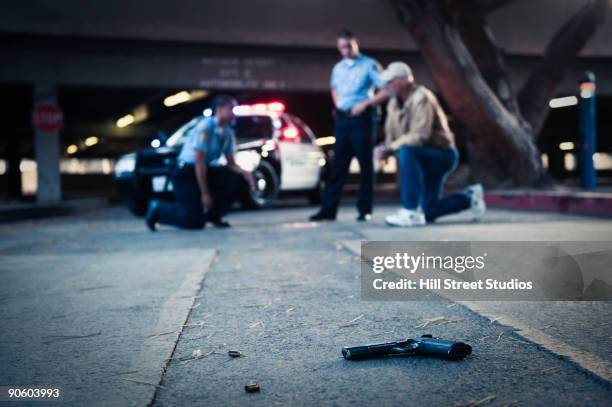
[157,166,248,229]
[320,110,377,216]
[396,146,471,222]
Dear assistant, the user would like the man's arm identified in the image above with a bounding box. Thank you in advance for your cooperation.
[351,59,390,115]
[351,87,391,116]
[331,90,339,109]
[330,64,339,109]
[194,151,213,209]
[226,154,255,190]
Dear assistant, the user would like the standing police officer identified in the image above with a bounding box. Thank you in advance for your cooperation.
[310,30,388,222]
[145,95,254,231]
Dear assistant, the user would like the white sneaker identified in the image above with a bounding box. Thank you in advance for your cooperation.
[464,183,486,221]
[385,208,426,227]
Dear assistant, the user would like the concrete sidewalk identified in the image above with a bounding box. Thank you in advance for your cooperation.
[0,205,611,406]
[0,214,215,406]
[155,206,610,406]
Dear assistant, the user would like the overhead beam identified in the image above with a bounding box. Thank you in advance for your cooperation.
[1,34,611,95]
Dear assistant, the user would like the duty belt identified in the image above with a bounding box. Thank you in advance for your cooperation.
[177,161,195,169]
[335,106,372,117]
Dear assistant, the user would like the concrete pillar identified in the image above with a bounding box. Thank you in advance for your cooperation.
[33,84,62,203]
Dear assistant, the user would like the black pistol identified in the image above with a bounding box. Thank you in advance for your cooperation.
[342,335,472,361]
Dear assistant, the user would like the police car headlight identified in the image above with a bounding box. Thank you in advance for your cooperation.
[234,151,261,172]
[114,153,136,176]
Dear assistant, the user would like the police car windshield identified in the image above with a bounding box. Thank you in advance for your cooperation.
[166,117,200,148]
[234,116,273,143]
[165,115,273,148]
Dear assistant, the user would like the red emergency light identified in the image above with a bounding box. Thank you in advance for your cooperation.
[267,102,286,113]
[233,102,286,116]
[281,126,300,141]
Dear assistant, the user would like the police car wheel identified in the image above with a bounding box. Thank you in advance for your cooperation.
[241,161,279,209]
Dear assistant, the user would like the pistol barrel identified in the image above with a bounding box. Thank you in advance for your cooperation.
[342,342,403,360]
[342,340,415,360]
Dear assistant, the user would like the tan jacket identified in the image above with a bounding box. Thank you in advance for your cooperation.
[384,85,455,150]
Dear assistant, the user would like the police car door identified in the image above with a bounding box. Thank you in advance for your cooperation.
[277,116,324,191]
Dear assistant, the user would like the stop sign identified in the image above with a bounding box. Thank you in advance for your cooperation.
[32,102,64,133]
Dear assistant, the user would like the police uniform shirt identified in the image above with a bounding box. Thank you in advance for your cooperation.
[178,116,237,166]
[330,54,384,111]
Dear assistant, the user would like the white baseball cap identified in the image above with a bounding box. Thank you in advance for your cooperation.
[380,62,414,84]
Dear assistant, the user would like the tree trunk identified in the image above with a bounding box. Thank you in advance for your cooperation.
[519,0,608,137]
[393,0,543,186]
[457,15,521,120]
[391,0,608,187]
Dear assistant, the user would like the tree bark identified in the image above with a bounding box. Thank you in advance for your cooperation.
[393,0,543,186]
[457,14,522,119]
[519,0,609,137]
[391,0,608,186]
[450,0,518,15]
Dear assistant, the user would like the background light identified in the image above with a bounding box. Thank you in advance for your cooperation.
[580,89,595,99]
[315,136,336,146]
[116,114,135,128]
[19,159,37,172]
[559,142,575,151]
[579,82,596,99]
[564,153,576,171]
[252,104,268,114]
[593,152,612,170]
[66,144,78,154]
[233,105,252,115]
[164,91,191,107]
[233,102,286,116]
[164,90,208,108]
[267,102,285,113]
[549,96,578,108]
[282,126,299,139]
[540,153,549,169]
[84,136,99,147]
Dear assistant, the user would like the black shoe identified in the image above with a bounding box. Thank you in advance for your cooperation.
[309,211,336,221]
[211,218,231,228]
[356,213,372,222]
[206,212,231,228]
[145,200,160,232]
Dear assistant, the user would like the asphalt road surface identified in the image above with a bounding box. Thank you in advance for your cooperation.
[0,203,610,406]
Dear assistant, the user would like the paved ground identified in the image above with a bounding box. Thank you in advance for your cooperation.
[0,225,215,405]
[0,203,611,406]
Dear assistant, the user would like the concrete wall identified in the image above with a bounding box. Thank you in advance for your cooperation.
[3,35,611,95]
[2,0,611,56]
[1,0,611,94]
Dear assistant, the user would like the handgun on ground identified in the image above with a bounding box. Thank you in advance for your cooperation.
[342,335,472,361]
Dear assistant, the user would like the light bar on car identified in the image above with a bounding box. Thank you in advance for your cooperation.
[233,102,286,116]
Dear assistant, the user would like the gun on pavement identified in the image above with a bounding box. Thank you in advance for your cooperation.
[342,335,472,361]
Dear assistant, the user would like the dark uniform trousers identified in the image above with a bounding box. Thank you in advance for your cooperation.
[320,109,377,216]
[157,165,248,229]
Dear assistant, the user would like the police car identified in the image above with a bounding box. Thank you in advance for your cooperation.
[114,102,327,215]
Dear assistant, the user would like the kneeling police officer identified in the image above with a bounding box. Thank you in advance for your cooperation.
[145,94,254,231]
